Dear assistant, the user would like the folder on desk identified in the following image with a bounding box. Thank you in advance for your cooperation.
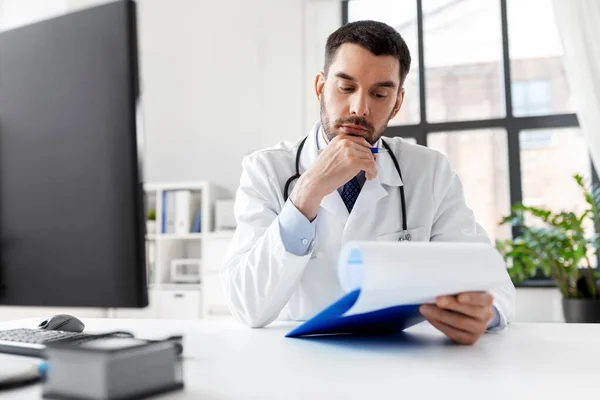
[286,241,508,338]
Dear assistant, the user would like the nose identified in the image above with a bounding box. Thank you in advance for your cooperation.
[349,91,369,117]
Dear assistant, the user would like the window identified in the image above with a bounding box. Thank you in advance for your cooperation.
[423,0,505,122]
[345,0,596,283]
[520,128,591,219]
[348,0,420,125]
[507,0,574,116]
[428,129,511,242]
[512,80,552,117]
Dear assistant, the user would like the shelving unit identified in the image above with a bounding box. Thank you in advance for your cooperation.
[113,181,233,320]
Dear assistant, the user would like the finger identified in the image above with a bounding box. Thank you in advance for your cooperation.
[345,142,378,160]
[457,292,494,307]
[335,134,372,148]
[349,154,376,169]
[419,304,483,334]
[436,296,493,323]
[423,314,480,345]
[365,167,378,180]
[351,150,376,160]
[361,159,378,180]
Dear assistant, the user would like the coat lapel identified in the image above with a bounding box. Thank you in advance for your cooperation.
[344,146,404,236]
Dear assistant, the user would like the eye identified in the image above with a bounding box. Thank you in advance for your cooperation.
[373,93,388,99]
[339,86,354,93]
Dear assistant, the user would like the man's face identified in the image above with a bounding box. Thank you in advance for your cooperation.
[316,43,404,145]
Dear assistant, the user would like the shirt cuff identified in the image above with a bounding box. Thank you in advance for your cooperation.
[486,305,502,330]
[278,200,317,256]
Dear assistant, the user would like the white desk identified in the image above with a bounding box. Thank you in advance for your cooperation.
[0,318,598,399]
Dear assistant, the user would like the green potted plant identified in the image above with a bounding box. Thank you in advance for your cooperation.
[146,209,157,235]
[496,174,600,323]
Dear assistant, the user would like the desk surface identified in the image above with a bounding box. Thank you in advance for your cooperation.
[0,318,598,399]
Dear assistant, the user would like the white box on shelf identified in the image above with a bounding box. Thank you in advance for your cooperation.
[170,258,201,283]
[174,190,197,234]
[215,199,236,231]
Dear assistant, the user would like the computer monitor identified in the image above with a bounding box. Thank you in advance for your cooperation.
[0,0,148,308]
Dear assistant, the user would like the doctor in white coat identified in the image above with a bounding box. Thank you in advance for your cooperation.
[221,20,515,345]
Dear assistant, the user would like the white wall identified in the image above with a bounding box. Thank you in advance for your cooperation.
[303,1,342,135]
[0,0,340,193]
[515,287,565,323]
[63,0,340,194]
[0,0,66,30]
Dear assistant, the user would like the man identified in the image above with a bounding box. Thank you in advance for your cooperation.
[221,20,515,345]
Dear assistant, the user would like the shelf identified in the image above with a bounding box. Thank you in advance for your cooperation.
[147,232,232,241]
[155,283,202,290]
[144,181,209,192]
[203,231,235,239]
[153,233,203,240]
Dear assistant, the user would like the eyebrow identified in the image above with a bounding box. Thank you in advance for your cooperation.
[334,72,397,89]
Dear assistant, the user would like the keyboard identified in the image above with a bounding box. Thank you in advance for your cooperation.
[0,329,131,358]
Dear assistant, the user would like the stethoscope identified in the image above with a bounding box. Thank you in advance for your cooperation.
[282,134,411,241]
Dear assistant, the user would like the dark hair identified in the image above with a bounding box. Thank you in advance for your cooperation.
[324,20,411,87]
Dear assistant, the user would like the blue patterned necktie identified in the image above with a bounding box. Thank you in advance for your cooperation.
[341,175,361,212]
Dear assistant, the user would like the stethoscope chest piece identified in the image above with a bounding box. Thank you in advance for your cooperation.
[399,231,411,242]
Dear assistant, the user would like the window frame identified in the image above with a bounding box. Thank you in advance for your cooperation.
[342,0,599,286]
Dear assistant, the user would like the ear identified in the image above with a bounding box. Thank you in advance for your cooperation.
[315,72,326,102]
[389,88,405,120]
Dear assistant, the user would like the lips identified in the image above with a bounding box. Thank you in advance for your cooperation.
[340,124,369,135]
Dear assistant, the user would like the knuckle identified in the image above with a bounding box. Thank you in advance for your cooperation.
[480,324,488,336]
[459,332,478,345]
[426,307,439,320]
[456,318,469,331]
[446,297,457,309]
[476,321,487,335]
[454,334,472,345]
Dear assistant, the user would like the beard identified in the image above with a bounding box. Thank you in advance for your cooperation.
[320,94,392,146]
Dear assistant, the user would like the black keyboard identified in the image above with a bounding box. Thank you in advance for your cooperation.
[0,328,132,358]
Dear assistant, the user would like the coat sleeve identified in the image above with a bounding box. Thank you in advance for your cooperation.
[220,153,314,328]
[429,153,516,329]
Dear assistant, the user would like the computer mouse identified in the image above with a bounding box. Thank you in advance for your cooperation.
[38,314,85,333]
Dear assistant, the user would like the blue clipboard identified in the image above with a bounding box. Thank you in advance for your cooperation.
[285,290,425,338]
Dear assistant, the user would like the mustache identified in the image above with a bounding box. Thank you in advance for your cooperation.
[335,116,374,132]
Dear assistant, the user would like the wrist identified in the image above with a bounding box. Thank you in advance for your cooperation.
[289,174,323,221]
